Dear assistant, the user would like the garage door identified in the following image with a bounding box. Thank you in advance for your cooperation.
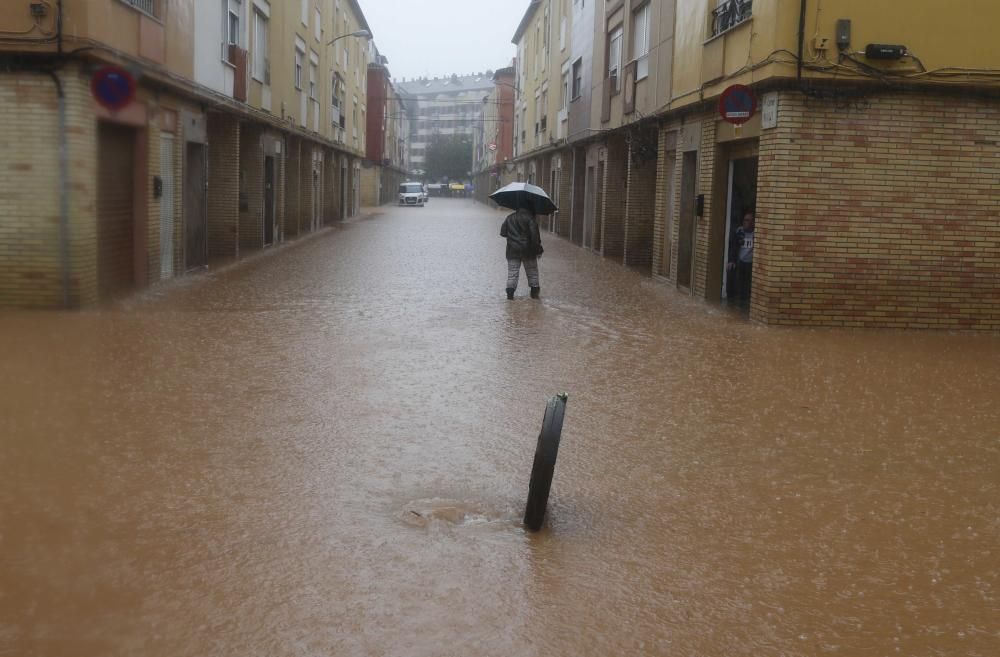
[97,123,135,299]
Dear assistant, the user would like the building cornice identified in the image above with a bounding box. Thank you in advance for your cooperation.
[512,1,542,44]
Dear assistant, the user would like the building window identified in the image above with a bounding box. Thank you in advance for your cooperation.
[309,59,318,100]
[300,0,308,26]
[535,24,541,76]
[633,3,650,80]
[711,0,752,37]
[121,0,159,19]
[607,25,623,93]
[252,9,268,82]
[332,74,342,109]
[543,6,550,51]
[561,71,569,109]
[571,58,583,100]
[294,48,304,89]
[314,8,321,41]
[226,0,242,47]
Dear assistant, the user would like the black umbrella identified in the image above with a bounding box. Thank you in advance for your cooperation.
[489,182,558,216]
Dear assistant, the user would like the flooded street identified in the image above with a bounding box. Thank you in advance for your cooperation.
[1,198,997,657]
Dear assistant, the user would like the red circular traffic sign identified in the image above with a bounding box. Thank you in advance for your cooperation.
[718,84,757,125]
[91,66,136,111]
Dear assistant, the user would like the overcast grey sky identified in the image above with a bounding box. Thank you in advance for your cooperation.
[361,0,522,81]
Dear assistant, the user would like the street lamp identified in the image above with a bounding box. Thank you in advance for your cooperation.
[327,29,372,46]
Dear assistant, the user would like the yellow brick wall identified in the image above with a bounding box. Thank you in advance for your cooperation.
[360,164,381,207]
[554,153,573,237]
[323,148,338,224]
[600,134,628,260]
[624,131,659,271]
[238,124,264,251]
[755,91,1000,329]
[284,138,301,237]
[0,66,97,308]
[651,127,676,279]
[206,112,240,257]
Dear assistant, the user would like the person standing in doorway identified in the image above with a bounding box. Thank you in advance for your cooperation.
[727,209,755,306]
[500,207,543,299]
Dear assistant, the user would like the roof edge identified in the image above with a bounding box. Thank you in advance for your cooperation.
[347,0,372,34]
[512,1,541,44]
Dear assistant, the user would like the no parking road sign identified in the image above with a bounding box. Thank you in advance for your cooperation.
[719,84,757,126]
[91,66,136,112]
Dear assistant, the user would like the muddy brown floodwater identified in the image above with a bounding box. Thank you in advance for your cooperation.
[1,199,998,657]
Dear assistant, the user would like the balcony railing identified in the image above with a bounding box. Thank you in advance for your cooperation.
[711,0,752,37]
[120,0,159,19]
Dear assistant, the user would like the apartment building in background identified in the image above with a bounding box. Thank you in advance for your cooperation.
[396,73,495,179]
[0,0,375,308]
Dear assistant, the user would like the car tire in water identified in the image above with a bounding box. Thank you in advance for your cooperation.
[523,394,567,532]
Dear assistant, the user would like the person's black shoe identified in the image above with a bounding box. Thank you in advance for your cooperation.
[506,288,515,300]
[530,286,540,299]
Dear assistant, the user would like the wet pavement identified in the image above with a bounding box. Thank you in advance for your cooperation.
[1,198,998,657]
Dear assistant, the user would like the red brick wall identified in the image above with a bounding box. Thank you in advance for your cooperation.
[366,68,387,163]
[755,91,1000,329]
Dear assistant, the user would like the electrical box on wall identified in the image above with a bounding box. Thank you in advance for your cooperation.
[865,44,907,60]
[836,19,851,49]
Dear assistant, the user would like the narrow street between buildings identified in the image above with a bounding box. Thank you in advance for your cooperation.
[1,198,997,657]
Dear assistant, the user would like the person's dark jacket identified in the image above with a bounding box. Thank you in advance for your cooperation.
[500,209,543,260]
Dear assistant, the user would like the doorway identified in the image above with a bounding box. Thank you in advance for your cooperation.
[676,151,698,291]
[549,168,558,234]
[97,122,137,299]
[583,165,595,249]
[159,133,175,279]
[570,148,585,244]
[184,142,208,270]
[263,155,275,246]
[339,163,347,220]
[312,156,322,231]
[659,151,676,278]
[721,155,759,303]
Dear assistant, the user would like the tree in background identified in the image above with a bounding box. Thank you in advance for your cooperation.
[425,135,472,183]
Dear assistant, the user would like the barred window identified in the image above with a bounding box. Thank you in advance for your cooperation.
[711,0,752,38]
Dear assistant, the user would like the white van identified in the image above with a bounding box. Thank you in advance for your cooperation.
[398,182,425,207]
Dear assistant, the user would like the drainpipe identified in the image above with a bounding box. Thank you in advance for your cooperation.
[53,73,71,308]
[797,0,807,86]
[55,0,72,307]
[57,0,63,54]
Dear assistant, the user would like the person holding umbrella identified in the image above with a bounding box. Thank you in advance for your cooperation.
[490,182,557,300]
[500,206,543,299]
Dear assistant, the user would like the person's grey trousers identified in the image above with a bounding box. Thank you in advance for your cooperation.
[507,258,540,289]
